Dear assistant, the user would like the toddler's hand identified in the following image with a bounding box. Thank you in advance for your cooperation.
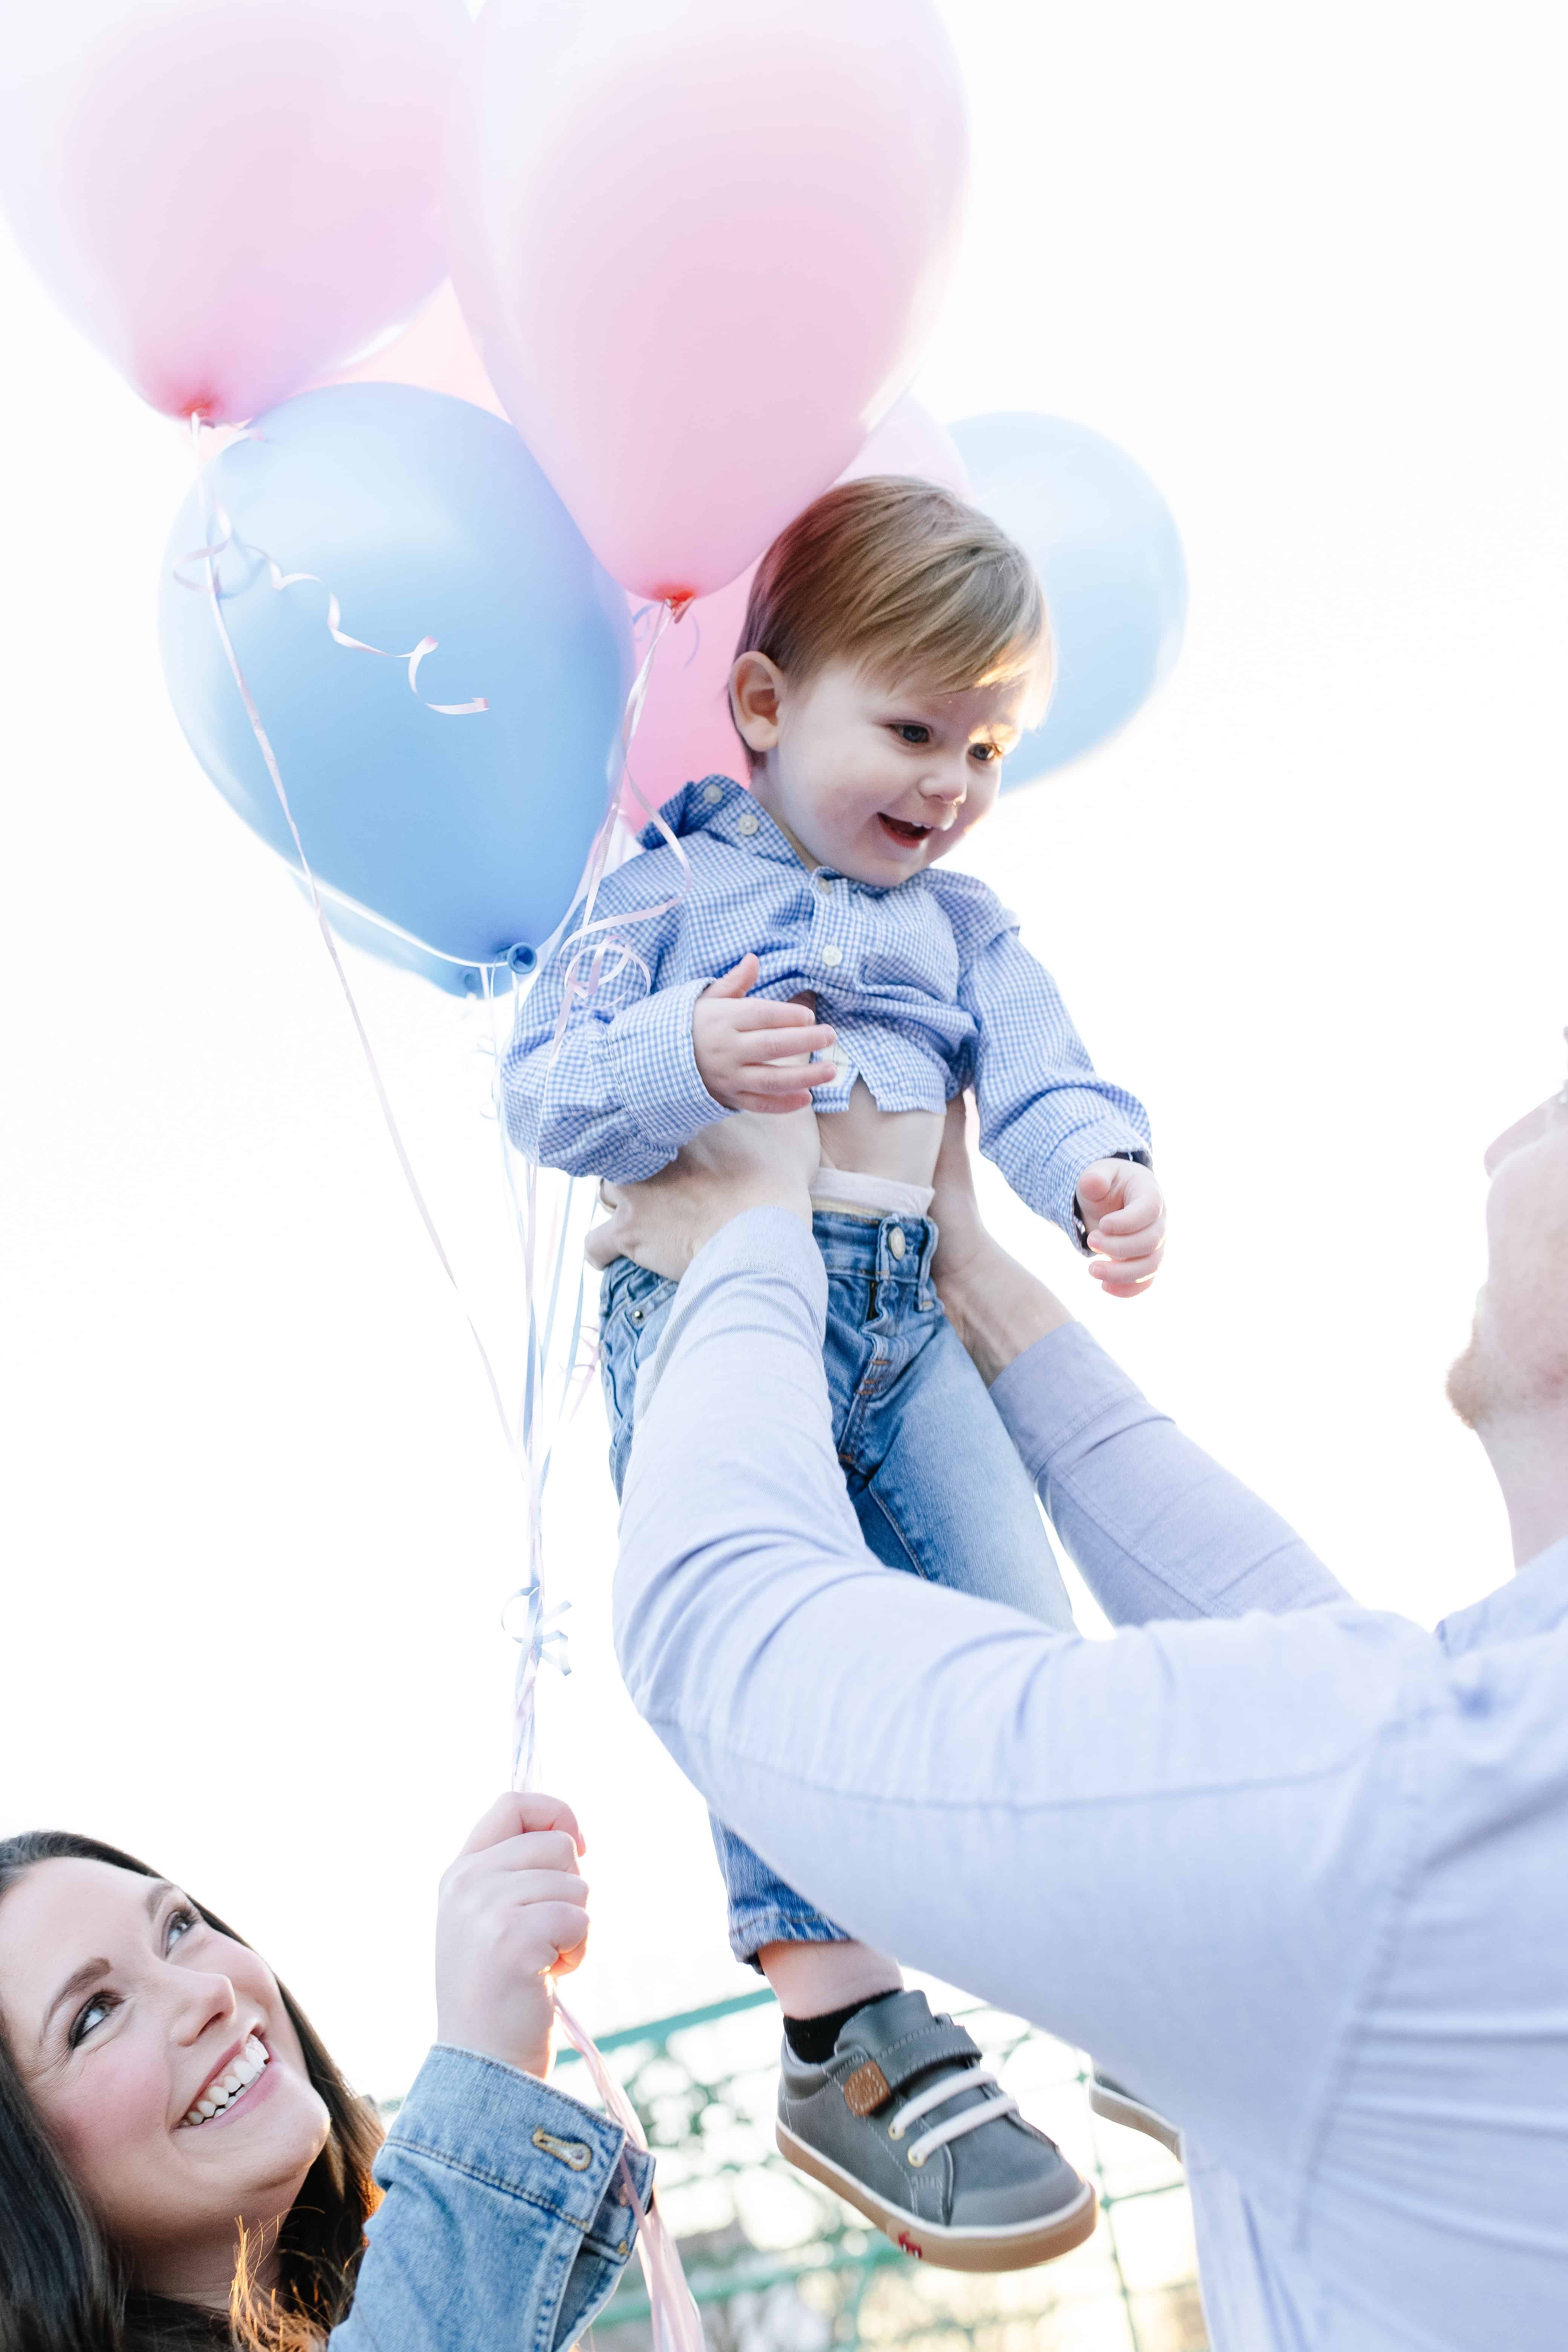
[1076,1160,1166,1298]
[434,1791,589,2080]
[694,952,840,1114]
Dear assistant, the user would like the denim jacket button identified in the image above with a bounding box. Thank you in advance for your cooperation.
[532,2125,594,2171]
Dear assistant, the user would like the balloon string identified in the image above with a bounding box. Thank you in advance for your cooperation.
[553,1991,707,2352]
[190,416,697,2335]
[500,594,690,1788]
[187,415,517,1454]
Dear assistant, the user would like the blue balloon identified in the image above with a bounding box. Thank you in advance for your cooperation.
[160,384,632,993]
[949,413,1187,788]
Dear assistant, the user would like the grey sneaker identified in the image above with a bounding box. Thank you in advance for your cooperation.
[1089,2070,1183,2161]
[775,1991,1096,2272]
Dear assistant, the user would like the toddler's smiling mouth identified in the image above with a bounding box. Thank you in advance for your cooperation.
[877,813,932,847]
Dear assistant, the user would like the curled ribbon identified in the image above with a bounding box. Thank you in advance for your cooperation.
[503,1579,573,1792]
[172,499,488,718]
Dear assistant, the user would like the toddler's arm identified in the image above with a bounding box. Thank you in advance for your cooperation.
[504,926,837,1180]
[957,925,1156,1250]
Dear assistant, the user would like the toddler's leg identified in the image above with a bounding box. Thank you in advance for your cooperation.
[602,1258,879,1986]
[848,1314,1076,1629]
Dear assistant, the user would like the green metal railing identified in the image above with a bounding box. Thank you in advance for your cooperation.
[555,1988,1208,2352]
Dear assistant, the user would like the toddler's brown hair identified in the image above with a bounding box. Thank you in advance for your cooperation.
[733,476,1051,752]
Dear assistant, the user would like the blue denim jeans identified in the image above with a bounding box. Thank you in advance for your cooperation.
[599,1208,1076,1963]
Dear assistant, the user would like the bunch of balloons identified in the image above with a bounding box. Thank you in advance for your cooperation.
[0,0,1185,989]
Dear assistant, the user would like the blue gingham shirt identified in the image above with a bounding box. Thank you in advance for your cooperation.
[502,776,1151,1241]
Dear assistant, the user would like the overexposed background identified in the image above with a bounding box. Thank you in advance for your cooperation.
[2,0,1565,2097]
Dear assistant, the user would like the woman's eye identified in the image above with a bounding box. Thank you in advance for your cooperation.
[166,1905,199,1950]
[69,1995,114,2047]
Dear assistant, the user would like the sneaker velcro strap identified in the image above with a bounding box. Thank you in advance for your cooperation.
[840,2021,978,2114]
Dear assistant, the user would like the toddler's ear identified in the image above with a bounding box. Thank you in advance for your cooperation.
[730,651,785,755]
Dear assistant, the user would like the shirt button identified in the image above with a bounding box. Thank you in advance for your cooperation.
[703,782,722,804]
[737,812,759,836]
[820,943,842,967]
[815,874,832,893]
[888,1227,906,1259]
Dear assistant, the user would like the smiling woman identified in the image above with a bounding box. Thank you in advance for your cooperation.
[0,1796,649,2352]
[0,1830,374,2349]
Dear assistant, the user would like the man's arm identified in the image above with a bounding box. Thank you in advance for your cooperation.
[926,1101,1350,1623]
[993,1323,1351,1622]
[615,1209,1421,2185]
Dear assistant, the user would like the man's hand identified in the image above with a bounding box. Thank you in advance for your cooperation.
[586,1106,821,1280]
[1076,1160,1167,1298]
[434,1792,589,2080]
[930,1096,1073,1382]
[694,953,839,1113]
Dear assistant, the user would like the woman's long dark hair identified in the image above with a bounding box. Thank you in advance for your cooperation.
[0,1830,383,2352]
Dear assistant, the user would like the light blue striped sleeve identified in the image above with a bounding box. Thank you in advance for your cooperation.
[959,925,1153,1239]
[501,877,732,1180]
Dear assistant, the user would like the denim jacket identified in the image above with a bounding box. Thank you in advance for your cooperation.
[328,2045,653,2351]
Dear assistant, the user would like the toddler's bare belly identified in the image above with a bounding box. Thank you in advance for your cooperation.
[816,1080,943,1189]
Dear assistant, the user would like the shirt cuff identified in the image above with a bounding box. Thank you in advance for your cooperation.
[381,2046,654,2250]
[606,979,734,1153]
[989,1320,1141,1491]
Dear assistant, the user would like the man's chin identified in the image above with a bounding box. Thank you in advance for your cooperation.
[1446,1330,1497,1433]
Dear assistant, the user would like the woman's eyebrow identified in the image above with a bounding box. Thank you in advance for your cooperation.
[37,1881,177,2048]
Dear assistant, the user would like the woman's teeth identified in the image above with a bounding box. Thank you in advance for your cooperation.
[181,2035,269,2127]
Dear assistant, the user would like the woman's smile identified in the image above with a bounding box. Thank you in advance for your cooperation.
[179,2030,271,2129]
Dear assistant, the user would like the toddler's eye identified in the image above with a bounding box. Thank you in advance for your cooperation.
[969,741,1001,764]
[890,723,931,745]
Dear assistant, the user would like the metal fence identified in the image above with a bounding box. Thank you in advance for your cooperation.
[553,1989,1208,2352]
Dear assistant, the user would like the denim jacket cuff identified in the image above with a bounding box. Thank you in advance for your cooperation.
[384,2046,654,2253]
[607,978,733,1153]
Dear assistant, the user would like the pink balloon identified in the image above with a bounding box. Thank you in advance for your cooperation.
[0,0,469,423]
[622,397,974,819]
[446,0,968,604]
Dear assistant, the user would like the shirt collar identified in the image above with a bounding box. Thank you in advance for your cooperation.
[636,774,896,892]
[638,775,799,867]
[1436,1534,1568,1656]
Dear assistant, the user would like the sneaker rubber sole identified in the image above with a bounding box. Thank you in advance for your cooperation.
[776,2119,1098,2272]
[1088,2078,1183,2161]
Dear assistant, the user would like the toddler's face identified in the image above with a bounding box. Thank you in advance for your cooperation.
[737,657,1029,888]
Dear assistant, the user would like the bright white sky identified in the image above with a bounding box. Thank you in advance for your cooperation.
[1,0,1564,2099]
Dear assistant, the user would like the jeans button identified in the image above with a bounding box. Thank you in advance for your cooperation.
[888,1227,906,1260]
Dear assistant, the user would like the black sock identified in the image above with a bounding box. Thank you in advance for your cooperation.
[783,1988,900,2065]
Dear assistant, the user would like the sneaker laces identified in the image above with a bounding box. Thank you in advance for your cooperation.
[885,2064,1019,2167]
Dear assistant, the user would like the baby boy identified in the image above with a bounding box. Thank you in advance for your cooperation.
[505,478,1165,2268]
